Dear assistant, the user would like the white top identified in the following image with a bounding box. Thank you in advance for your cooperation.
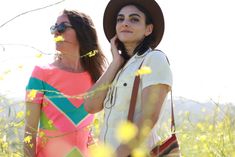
[99,49,173,151]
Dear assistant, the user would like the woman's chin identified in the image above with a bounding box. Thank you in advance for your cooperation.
[55,45,63,52]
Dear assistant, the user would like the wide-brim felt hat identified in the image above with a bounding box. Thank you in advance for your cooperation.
[103,0,165,48]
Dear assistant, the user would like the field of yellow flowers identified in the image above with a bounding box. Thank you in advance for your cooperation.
[0,95,234,157]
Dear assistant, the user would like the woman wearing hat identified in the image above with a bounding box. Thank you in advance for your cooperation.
[85,0,172,156]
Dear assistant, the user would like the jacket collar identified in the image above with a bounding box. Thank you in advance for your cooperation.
[122,48,152,70]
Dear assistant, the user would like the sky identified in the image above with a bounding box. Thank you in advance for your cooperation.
[0,0,235,104]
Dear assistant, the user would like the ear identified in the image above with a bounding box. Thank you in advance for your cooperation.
[145,24,153,36]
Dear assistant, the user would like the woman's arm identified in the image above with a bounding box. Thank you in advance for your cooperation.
[115,84,170,157]
[24,102,41,157]
[84,36,125,113]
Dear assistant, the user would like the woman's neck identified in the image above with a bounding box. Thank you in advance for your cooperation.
[56,54,84,72]
[124,44,136,56]
[124,40,143,56]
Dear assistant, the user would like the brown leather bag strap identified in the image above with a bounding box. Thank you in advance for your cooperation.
[127,74,140,121]
[170,90,176,132]
[127,59,144,121]
[127,61,176,132]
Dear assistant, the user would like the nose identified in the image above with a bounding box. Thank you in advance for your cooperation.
[54,31,61,36]
[122,19,129,27]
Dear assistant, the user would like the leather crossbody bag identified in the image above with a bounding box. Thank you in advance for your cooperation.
[127,60,181,157]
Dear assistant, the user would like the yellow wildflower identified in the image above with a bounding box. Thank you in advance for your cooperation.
[16,111,24,118]
[12,153,21,157]
[24,135,32,144]
[199,135,207,142]
[196,122,204,131]
[81,50,98,58]
[231,151,235,157]
[208,125,213,131]
[88,50,98,57]
[115,121,138,144]
[27,110,31,116]
[2,142,8,149]
[54,35,64,42]
[89,143,115,157]
[93,118,99,127]
[14,121,24,127]
[135,66,152,76]
[48,120,53,128]
[27,90,37,101]
[131,147,147,157]
[35,53,43,58]
[39,131,45,138]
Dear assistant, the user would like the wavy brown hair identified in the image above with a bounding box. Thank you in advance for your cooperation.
[63,9,107,82]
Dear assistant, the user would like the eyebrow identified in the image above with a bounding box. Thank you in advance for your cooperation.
[117,13,141,18]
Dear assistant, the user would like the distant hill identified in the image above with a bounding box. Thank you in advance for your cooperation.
[159,96,235,126]
[1,93,234,124]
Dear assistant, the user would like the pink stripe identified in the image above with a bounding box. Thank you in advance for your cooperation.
[36,129,90,157]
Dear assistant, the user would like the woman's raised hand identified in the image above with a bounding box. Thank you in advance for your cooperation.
[110,35,125,66]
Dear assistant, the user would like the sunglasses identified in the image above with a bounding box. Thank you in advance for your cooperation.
[50,22,73,34]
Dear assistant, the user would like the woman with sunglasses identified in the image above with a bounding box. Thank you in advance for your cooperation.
[24,9,107,157]
[84,0,174,156]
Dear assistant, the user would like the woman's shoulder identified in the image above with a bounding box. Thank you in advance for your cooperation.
[33,63,56,71]
[145,49,170,64]
[147,49,166,57]
[30,63,56,77]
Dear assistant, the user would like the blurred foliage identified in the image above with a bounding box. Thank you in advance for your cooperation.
[177,103,235,157]
[0,96,25,157]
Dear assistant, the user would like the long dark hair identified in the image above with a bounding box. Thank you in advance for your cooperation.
[117,4,155,58]
[63,10,107,82]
